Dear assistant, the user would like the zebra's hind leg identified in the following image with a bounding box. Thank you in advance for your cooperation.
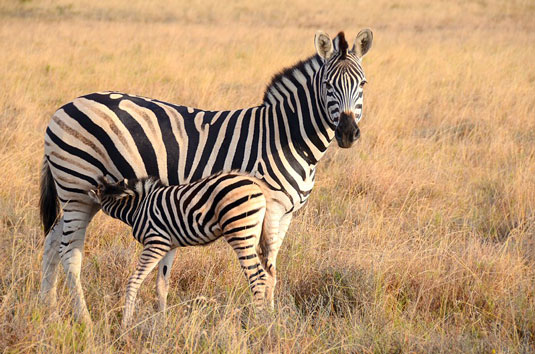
[263,213,292,309]
[225,230,267,307]
[156,248,177,312]
[123,243,169,329]
[59,205,98,325]
[40,217,64,309]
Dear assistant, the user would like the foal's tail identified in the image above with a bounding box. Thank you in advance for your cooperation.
[39,157,60,235]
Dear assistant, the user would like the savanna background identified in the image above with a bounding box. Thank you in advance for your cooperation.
[1,0,535,352]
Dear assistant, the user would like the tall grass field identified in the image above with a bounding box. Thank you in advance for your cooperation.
[1,0,534,352]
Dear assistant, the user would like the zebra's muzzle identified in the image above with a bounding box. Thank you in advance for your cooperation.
[335,112,360,148]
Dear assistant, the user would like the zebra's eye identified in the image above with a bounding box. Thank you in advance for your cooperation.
[359,80,367,88]
[324,81,333,90]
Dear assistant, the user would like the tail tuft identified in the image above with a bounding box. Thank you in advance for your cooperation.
[39,158,60,235]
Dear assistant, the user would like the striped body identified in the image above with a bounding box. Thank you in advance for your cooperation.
[39,30,373,323]
[45,86,318,212]
[100,173,268,248]
[91,173,274,327]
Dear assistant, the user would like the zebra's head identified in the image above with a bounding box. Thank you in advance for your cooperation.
[88,177,136,212]
[315,29,373,148]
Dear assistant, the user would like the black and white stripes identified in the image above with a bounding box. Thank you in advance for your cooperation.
[39,30,373,323]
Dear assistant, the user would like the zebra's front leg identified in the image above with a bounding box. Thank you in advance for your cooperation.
[123,244,169,329]
[263,213,292,309]
[156,248,177,312]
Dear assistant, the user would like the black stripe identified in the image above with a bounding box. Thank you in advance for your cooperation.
[181,107,203,179]
[106,95,160,178]
[54,179,88,195]
[271,94,306,179]
[61,101,136,178]
[211,110,240,174]
[200,178,256,226]
[189,110,230,182]
[238,253,257,260]
[46,128,112,177]
[226,235,254,243]
[48,158,97,186]
[245,108,261,172]
[216,192,262,223]
[231,108,252,169]
[221,207,263,230]
[144,100,181,185]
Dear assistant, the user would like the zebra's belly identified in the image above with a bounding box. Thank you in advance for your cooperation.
[171,230,221,248]
[166,220,223,249]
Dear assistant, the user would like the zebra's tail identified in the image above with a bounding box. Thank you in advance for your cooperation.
[39,157,60,236]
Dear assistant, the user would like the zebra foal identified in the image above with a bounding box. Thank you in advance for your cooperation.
[88,172,278,328]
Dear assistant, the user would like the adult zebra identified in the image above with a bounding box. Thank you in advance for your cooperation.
[39,29,373,323]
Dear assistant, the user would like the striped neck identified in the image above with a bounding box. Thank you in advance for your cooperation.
[100,196,139,227]
[100,178,162,227]
[261,55,335,164]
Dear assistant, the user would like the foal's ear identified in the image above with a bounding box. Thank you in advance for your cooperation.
[352,28,373,58]
[315,31,334,60]
[88,189,101,204]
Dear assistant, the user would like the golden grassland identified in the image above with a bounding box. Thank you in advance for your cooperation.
[1,0,535,351]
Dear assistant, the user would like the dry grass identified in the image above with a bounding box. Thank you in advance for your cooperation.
[1,0,535,352]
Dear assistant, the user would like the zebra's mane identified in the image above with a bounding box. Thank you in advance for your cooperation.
[336,31,349,59]
[262,54,319,104]
[261,32,349,104]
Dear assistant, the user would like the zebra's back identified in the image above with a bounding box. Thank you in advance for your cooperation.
[45,91,263,205]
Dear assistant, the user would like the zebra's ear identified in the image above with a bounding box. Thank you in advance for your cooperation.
[315,31,333,60]
[88,189,101,204]
[116,191,133,199]
[352,28,373,58]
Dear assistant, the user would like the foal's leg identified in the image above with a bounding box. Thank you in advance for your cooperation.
[156,248,177,312]
[224,223,267,306]
[123,242,169,329]
[262,212,292,309]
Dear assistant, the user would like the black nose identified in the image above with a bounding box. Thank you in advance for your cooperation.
[335,112,360,148]
[335,128,342,141]
[352,126,360,142]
